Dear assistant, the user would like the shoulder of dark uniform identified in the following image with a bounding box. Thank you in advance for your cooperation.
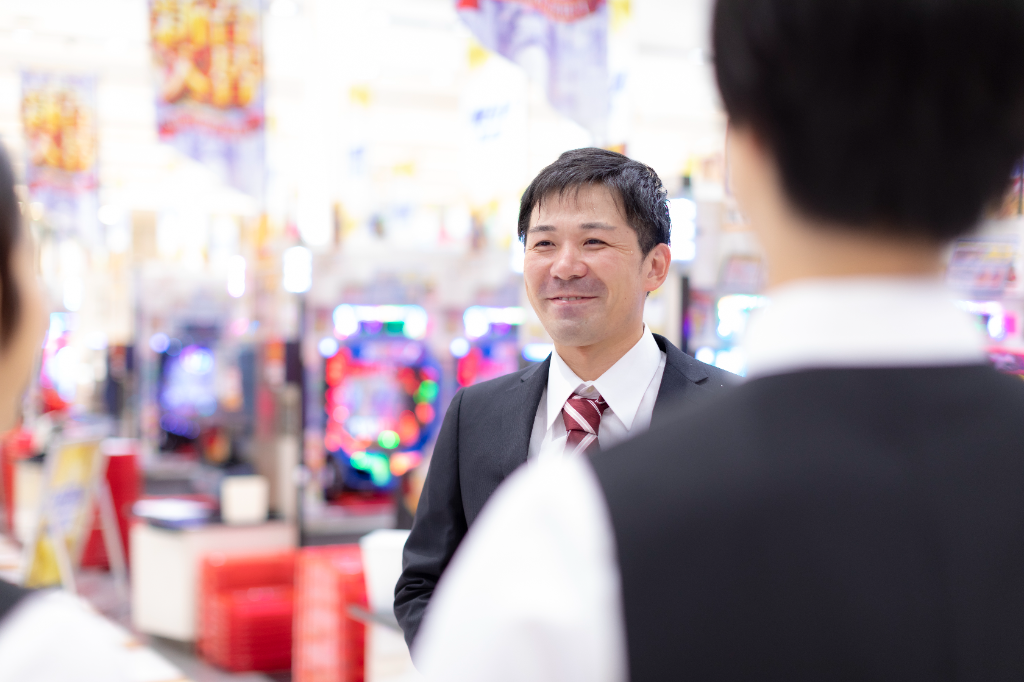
[592,365,1024,505]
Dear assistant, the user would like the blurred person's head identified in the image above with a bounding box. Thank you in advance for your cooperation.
[0,145,47,430]
[714,0,1024,286]
[518,148,672,379]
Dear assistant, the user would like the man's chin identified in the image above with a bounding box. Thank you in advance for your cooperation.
[545,323,604,350]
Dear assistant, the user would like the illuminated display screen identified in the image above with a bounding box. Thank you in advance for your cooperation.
[323,320,442,492]
[159,345,217,439]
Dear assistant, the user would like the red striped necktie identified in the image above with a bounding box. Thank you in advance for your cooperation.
[562,392,609,456]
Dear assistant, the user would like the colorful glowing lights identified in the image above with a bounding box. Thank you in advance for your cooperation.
[179,346,214,376]
[378,430,401,450]
[318,337,339,358]
[349,451,392,487]
[149,332,170,353]
[415,402,435,424]
[332,304,429,340]
[415,380,439,404]
[389,452,419,477]
[449,337,471,358]
[397,410,421,445]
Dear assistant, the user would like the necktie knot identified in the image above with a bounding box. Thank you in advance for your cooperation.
[562,392,608,456]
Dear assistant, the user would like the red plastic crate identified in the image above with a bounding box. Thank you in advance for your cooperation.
[198,551,297,673]
[293,545,368,682]
[202,551,296,592]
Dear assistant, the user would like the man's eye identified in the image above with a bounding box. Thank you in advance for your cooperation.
[532,240,554,248]
[585,239,605,246]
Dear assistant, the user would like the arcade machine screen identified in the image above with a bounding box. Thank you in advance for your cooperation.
[152,329,219,453]
[322,305,442,498]
[450,306,524,387]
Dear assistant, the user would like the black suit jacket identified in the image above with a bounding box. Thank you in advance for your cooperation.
[592,365,1024,681]
[394,333,735,646]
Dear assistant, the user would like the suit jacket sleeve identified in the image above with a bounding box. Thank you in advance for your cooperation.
[394,388,469,648]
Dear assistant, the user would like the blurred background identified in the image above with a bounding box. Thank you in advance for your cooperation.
[1,0,1023,680]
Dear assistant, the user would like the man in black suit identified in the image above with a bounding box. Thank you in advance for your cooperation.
[394,148,734,647]
[413,0,1024,680]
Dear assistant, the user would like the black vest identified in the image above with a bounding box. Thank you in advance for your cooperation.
[591,366,1024,681]
[0,579,31,622]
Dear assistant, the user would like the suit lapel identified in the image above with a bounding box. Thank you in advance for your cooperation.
[651,334,706,428]
[497,356,550,478]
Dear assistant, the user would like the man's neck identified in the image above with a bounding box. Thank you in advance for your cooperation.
[554,324,646,382]
[763,212,945,288]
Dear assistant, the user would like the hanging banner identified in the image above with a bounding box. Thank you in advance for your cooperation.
[20,73,100,238]
[457,0,610,140]
[149,0,265,197]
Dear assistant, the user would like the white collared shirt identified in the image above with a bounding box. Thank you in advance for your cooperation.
[528,326,667,461]
[414,277,987,682]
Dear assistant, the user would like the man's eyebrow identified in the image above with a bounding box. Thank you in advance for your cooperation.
[527,222,618,233]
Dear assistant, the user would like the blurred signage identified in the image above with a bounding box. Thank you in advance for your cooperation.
[22,436,105,588]
[149,0,265,197]
[20,72,100,237]
[457,0,610,137]
[947,238,1018,297]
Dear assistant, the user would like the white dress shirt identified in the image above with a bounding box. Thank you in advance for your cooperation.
[0,588,184,682]
[413,277,987,682]
[529,325,667,461]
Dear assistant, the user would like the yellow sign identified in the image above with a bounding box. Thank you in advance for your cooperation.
[23,438,104,588]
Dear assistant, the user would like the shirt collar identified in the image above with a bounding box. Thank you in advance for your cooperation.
[742,277,987,379]
[547,326,663,431]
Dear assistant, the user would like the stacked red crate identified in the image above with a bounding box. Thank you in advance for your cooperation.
[293,544,368,682]
[198,550,296,673]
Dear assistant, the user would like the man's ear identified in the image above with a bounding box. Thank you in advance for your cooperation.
[643,243,672,293]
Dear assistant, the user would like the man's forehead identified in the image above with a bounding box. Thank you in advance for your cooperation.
[530,184,628,226]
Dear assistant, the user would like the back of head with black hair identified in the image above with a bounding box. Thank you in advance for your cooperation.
[713,0,1024,241]
[518,148,671,256]
[0,146,20,349]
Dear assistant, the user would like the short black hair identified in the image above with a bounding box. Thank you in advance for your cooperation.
[0,145,20,349]
[518,148,671,256]
[713,0,1024,241]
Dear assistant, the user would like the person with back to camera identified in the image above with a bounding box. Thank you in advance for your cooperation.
[0,145,141,682]
[413,0,1024,680]
[393,148,736,649]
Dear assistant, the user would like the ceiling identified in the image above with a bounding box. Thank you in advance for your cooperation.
[0,0,724,225]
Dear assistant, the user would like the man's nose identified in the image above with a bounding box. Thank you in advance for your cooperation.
[550,243,588,280]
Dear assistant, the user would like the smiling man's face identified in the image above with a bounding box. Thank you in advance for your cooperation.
[524,184,658,354]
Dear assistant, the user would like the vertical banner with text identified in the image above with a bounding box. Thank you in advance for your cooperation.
[21,73,100,239]
[149,0,265,198]
[457,0,609,141]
